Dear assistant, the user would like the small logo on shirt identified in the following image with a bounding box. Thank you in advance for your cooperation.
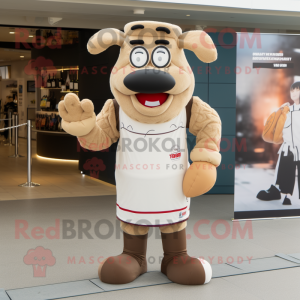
[179,211,186,218]
[170,145,181,160]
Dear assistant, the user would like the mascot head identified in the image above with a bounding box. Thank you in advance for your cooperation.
[87,21,217,123]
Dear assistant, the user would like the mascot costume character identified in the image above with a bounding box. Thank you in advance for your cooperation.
[58,21,221,285]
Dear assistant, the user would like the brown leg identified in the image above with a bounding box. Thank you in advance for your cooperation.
[98,231,148,284]
[161,228,212,285]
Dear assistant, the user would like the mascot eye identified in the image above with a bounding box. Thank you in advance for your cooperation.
[152,46,171,68]
[130,46,149,68]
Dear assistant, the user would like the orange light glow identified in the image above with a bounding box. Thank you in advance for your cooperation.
[254,148,265,153]
[37,155,78,162]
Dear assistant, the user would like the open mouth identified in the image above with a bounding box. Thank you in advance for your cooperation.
[136,93,169,108]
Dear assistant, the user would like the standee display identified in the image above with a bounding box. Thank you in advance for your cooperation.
[235,33,300,219]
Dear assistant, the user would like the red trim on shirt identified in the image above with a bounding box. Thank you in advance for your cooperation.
[116,204,187,214]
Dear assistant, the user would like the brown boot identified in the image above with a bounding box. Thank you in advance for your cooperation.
[161,228,212,285]
[98,232,147,284]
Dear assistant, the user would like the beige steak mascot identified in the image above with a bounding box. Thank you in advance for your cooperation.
[59,21,222,285]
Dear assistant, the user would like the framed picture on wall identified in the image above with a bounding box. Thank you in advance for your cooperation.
[27,81,35,92]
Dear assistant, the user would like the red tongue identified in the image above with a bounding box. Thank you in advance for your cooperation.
[136,93,168,107]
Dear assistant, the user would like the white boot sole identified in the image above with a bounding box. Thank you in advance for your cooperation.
[198,259,212,284]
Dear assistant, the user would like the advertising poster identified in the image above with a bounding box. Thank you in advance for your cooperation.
[235,33,300,219]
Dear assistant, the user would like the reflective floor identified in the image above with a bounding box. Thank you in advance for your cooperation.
[0,137,116,200]
[0,194,300,300]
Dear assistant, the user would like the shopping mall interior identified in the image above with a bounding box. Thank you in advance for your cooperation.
[1,1,300,300]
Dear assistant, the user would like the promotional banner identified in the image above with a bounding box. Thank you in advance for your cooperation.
[235,33,300,219]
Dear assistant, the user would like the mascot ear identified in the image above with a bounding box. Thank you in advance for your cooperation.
[178,30,217,63]
[87,28,125,55]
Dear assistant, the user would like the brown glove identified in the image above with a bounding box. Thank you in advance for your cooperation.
[273,106,290,144]
[262,106,289,144]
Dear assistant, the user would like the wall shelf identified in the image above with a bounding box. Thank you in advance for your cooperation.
[60,91,79,93]
[33,129,68,135]
[40,88,79,93]
[36,110,58,114]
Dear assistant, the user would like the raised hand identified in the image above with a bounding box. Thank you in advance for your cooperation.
[58,93,96,136]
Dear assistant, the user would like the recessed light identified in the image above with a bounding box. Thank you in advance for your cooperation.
[186,14,190,16]
[9,32,15,34]
[20,56,24,58]
[29,35,34,38]
[133,9,145,15]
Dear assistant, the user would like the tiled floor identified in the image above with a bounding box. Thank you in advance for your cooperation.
[0,195,300,300]
[0,137,116,200]
[68,268,300,300]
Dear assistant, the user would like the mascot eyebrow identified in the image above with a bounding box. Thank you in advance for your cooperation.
[130,25,170,46]
[131,24,144,30]
[130,39,169,45]
[155,40,169,45]
[130,40,145,45]
[156,27,170,34]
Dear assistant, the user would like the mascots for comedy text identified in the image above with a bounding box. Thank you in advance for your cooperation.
[58,21,221,285]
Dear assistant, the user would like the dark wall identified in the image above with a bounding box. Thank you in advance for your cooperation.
[36,132,79,160]
[78,30,120,113]
[31,44,79,66]
[78,30,120,184]
[186,32,237,194]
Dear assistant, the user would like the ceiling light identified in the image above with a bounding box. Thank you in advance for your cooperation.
[29,35,34,38]
[9,32,15,34]
[20,56,24,58]
[195,25,207,30]
[186,14,190,16]
[48,17,63,25]
[4,49,29,53]
[133,9,145,14]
